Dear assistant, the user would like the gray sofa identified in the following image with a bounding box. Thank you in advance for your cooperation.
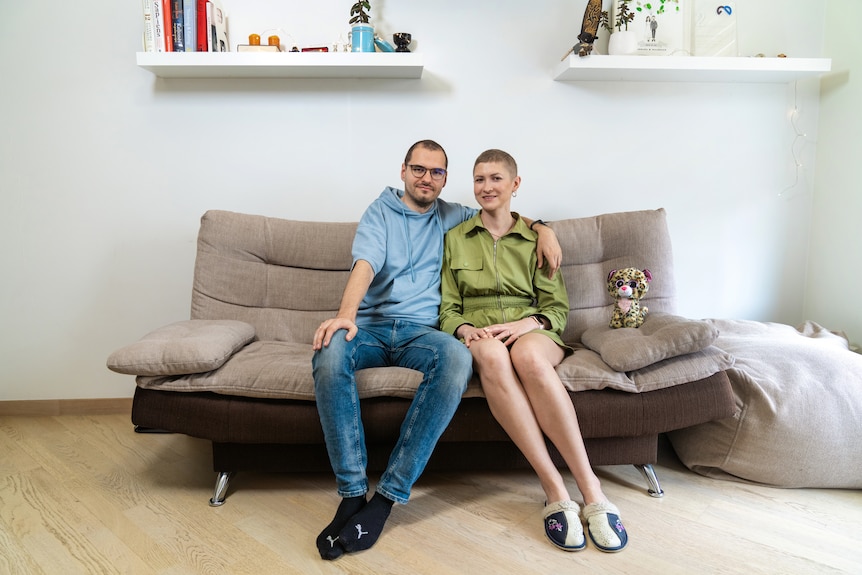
[108,208,739,505]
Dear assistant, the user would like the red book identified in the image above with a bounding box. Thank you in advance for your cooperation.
[162,0,173,51]
[195,0,208,51]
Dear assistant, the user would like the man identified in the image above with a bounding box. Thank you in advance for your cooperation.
[311,140,561,560]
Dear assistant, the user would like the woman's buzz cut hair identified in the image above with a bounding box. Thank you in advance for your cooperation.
[474,149,517,177]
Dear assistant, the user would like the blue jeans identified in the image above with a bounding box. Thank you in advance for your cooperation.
[312,320,472,504]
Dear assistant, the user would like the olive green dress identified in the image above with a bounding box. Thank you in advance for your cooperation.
[440,212,571,353]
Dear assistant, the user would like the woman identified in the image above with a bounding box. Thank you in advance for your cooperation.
[439,149,628,553]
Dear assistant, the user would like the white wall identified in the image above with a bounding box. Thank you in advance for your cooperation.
[0,1,837,401]
[807,0,862,348]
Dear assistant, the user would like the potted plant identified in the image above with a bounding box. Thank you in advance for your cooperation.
[349,0,375,52]
[602,1,638,55]
[349,0,370,24]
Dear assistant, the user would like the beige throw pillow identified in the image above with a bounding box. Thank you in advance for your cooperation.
[107,319,256,376]
[581,313,719,372]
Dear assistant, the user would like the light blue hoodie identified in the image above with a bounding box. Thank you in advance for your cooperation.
[353,186,477,327]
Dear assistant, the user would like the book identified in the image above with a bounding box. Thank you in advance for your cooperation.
[195,0,208,51]
[209,0,228,52]
[206,1,213,51]
[150,0,166,52]
[171,0,184,52]
[141,0,154,52]
[183,0,196,51]
[162,0,173,51]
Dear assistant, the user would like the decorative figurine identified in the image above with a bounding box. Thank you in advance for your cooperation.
[576,0,602,56]
[393,32,412,52]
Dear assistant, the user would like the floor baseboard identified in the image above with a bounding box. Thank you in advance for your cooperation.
[0,397,133,416]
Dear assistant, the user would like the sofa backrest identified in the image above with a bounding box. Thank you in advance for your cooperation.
[553,208,677,343]
[190,208,677,345]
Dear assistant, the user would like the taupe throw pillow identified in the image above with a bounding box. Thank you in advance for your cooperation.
[107,320,255,376]
[581,313,719,372]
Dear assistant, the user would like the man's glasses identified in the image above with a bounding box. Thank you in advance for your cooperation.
[408,164,447,181]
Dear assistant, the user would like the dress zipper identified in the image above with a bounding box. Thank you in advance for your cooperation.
[493,238,507,323]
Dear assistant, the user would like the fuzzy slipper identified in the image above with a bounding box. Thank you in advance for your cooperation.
[542,500,586,551]
[581,501,628,552]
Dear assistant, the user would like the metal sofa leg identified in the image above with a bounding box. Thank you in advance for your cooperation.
[634,464,665,498]
[209,471,233,507]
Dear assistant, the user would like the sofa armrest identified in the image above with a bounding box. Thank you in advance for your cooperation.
[107,319,256,376]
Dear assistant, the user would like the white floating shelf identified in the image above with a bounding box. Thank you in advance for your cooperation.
[136,51,424,79]
[553,55,832,83]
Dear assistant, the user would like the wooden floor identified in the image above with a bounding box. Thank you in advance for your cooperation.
[1,413,860,575]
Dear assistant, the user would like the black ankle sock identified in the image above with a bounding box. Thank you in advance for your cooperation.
[316,495,366,560]
[338,492,395,553]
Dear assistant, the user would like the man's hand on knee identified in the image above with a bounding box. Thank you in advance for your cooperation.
[313,318,358,350]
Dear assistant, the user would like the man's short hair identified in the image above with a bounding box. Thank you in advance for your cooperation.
[405,140,448,169]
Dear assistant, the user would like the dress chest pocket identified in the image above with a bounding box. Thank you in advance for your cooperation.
[450,255,483,272]
[450,254,493,292]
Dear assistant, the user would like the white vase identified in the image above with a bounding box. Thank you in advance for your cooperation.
[608,30,638,55]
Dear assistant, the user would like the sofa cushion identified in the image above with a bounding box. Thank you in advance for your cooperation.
[135,338,733,400]
[136,341,424,400]
[668,319,862,489]
[554,345,733,395]
[107,320,256,376]
[581,313,719,372]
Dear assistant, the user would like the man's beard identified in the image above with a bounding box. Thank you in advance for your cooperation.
[407,186,436,209]
[413,197,434,209]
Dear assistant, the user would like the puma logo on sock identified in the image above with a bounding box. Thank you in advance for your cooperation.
[326,535,338,548]
[338,494,393,553]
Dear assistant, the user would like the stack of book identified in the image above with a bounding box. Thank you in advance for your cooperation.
[141,0,229,52]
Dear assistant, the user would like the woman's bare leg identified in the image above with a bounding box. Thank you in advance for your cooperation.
[470,338,571,504]
[510,334,607,506]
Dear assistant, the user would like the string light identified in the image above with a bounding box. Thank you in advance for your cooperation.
[780,81,809,198]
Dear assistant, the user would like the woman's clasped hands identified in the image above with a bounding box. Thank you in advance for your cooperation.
[458,317,540,348]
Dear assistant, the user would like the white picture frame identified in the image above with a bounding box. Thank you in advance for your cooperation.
[691,1,738,57]
[612,0,691,57]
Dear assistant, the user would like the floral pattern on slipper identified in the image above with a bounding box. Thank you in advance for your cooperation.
[582,501,628,552]
[542,500,585,551]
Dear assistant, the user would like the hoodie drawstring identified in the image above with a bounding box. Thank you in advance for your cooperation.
[400,205,416,282]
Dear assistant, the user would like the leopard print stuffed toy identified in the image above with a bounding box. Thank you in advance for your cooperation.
[607,268,652,328]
